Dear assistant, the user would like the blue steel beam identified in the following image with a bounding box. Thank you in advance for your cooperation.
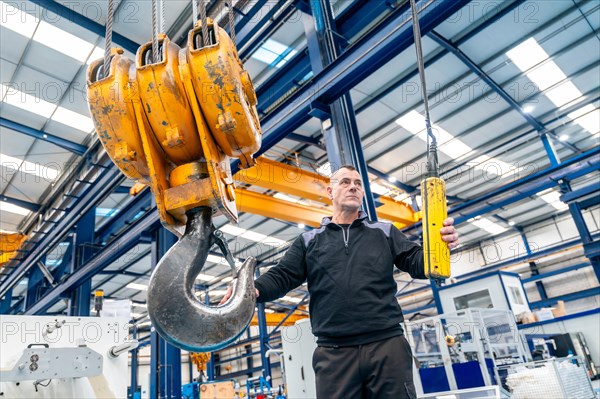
[28,0,139,53]
[522,262,590,283]
[0,159,125,297]
[427,30,579,165]
[68,207,96,316]
[0,118,87,156]
[255,0,472,164]
[237,0,291,60]
[95,189,152,244]
[560,182,600,203]
[24,208,161,314]
[530,287,600,309]
[0,194,40,212]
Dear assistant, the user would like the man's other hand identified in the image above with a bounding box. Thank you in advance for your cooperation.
[440,217,459,250]
[218,285,260,305]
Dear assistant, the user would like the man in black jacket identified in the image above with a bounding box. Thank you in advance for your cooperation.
[223,165,459,398]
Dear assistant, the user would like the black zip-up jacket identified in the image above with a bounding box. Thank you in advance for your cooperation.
[254,212,427,346]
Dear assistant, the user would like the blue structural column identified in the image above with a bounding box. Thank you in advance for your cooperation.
[520,230,548,300]
[559,180,600,282]
[25,257,45,310]
[255,268,272,381]
[150,228,180,399]
[0,289,12,313]
[70,207,96,316]
[130,327,139,399]
[303,0,377,220]
[205,292,216,381]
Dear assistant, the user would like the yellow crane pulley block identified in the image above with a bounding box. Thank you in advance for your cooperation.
[135,34,202,165]
[421,177,450,279]
[87,48,150,183]
[186,18,261,169]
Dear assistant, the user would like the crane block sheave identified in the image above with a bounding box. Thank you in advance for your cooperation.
[87,34,260,235]
[86,1,261,353]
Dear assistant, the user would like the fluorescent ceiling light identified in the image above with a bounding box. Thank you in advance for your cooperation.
[195,273,216,282]
[95,208,119,217]
[0,201,31,216]
[126,283,148,291]
[567,105,599,134]
[86,46,105,65]
[241,230,268,242]
[205,254,243,267]
[370,182,389,196]
[33,21,94,63]
[52,106,95,132]
[273,192,299,203]
[558,134,569,142]
[506,37,548,71]
[545,81,582,108]
[252,39,297,68]
[297,223,306,229]
[219,224,246,236]
[388,176,397,183]
[525,62,565,91]
[264,308,275,314]
[470,217,507,235]
[281,295,302,303]
[522,105,534,113]
[0,1,38,38]
[537,189,568,210]
[1,83,57,118]
[133,303,147,308]
[438,139,472,159]
[316,162,332,176]
[506,37,583,109]
[0,152,60,180]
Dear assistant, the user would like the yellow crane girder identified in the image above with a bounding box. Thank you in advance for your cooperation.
[250,311,308,326]
[0,233,26,267]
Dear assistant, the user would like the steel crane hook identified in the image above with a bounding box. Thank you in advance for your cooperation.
[147,207,256,352]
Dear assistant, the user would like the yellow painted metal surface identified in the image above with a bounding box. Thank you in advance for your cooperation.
[135,34,202,165]
[236,189,331,227]
[235,159,418,227]
[0,233,26,267]
[186,18,261,169]
[250,311,308,326]
[421,177,450,278]
[87,49,150,182]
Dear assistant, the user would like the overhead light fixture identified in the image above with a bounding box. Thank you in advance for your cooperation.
[33,20,94,63]
[126,283,148,291]
[0,1,38,38]
[52,106,95,132]
[522,105,534,113]
[388,176,397,183]
[538,189,568,210]
[316,162,332,177]
[297,223,306,229]
[0,201,31,216]
[506,37,583,109]
[508,220,516,226]
[558,134,569,142]
[1,83,57,118]
[567,105,600,134]
[470,217,507,235]
[0,152,60,180]
[220,224,286,247]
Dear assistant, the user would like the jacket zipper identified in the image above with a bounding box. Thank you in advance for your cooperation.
[341,225,350,255]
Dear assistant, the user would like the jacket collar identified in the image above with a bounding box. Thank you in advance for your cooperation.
[321,211,368,227]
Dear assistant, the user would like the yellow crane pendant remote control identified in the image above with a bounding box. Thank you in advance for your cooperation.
[421,177,450,278]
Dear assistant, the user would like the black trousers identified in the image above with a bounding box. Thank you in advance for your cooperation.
[312,335,417,399]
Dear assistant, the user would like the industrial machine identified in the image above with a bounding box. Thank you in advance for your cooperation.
[280,319,317,399]
[86,0,261,352]
[0,315,136,398]
[404,308,528,395]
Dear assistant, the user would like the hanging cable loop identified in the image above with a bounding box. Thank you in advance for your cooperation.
[228,1,236,45]
[103,0,115,78]
[198,0,209,47]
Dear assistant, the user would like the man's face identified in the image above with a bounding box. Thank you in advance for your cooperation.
[327,168,364,211]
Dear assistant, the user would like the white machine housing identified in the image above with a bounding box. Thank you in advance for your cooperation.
[280,318,317,398]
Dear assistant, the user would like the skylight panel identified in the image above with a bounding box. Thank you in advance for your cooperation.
[568,105,600,134]
[96,208,119,217]
[52,106,95,132]
[195,273,216,281]
[1,83,57,117]
[0,0,38,38]
[33,21,94,63]
[370,183,390,196]
[526,62,566,91]
[538,189,568,210]
[506,37,548,71]
[469,217,507,235]
[438,139,472,159]
[219,224,246,236]
[126,283,148,291]
[544,81,583,108]
[0,201,31,216]
[251,39,297,68]
[0,152,60,180]
[241,230,268,242]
